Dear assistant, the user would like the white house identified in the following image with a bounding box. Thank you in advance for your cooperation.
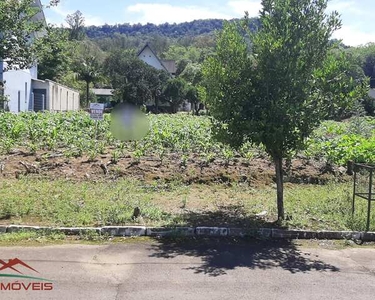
[0,0,79,112]
[137,44,176,76]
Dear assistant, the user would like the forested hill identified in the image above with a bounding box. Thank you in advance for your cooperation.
[85,18,260,39]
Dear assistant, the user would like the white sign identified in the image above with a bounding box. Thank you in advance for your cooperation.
[90,103,105,121]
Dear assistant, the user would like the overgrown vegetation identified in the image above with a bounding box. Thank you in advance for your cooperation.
[0,178,374,231]
[1,112,375,166]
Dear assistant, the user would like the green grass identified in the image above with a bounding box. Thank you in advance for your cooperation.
[0,231,66,246]
[1,178,374,231]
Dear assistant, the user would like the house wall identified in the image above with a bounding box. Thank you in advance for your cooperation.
[32,80,80,111]
[369,89,375,99]
[3,63,37,113]
[139,47,166,71]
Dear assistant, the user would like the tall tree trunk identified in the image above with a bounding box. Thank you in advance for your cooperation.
[274,156,285,221]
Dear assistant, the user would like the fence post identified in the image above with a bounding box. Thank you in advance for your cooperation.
[352,168,356,216]
[367,169,373,231]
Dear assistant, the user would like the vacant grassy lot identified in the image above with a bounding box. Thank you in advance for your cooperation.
[1,178,374,231]
[1,112,375,232]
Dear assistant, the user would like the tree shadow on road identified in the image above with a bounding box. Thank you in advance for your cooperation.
[149,204,340,277]
[175,204,278,228]
[148,237,340,277]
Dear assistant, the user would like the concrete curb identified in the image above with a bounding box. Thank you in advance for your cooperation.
[0,225,374,241]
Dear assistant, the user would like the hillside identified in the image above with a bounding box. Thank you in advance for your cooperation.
[85,18,260,39]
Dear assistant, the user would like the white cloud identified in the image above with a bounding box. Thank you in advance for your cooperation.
[333,25,375,46]
[127,3,232,24]
[227,0,262,17]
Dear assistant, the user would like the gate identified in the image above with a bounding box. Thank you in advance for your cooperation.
[32,89,47,112]
[352,163,375,231]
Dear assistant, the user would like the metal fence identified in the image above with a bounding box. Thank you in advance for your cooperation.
[352,163,375,231]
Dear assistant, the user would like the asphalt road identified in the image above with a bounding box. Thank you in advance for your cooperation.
[0,239,375,300]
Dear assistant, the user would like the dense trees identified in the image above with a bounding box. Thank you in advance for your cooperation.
[162,78,188,113]
[104,50,170,106]
[85,18,260,39]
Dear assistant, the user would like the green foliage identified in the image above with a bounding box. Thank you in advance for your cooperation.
[162,45,201,62]
[34,26,72,80]
[71,41,106,106]
[85,18,260,40]
[315,51,369,120]
[203,0,342,220]
[180,63,203,85]
[0,0,43,69]
[162,78,188,113]
[348,43,375,78]
[104,50,169,106]
[306,117,375,165]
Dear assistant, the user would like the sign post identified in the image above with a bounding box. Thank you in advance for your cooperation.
[90,103,105,121]
[90,103,105,143]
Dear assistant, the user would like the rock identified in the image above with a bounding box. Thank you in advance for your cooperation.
[256,211,268,218]
[146,227,195,237]
[196,227,228,237]
[132,207,141,220]
[101,226,146,237]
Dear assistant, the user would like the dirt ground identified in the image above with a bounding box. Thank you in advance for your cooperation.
[0,150,350,186]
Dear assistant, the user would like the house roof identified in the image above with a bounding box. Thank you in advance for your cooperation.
[137,43,172,75]
[161,60,177,75]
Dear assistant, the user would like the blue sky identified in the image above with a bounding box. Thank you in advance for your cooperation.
[41,0,375,46]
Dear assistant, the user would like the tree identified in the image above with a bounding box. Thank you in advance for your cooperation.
[185,85,201,115]
[162,78,187,113]
[104,50,169,106]
[66,10,85,41]
[75,56,101,107]
[34,25,71,80]
[316,51,369,120]
[180,63,203,85]
[203,0,341,220]
[146,68,170,112]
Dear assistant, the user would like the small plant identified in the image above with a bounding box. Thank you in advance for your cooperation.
[88,149,98,162]
[111,150,121,164]
[181,196,188,209]
[180,154,189,167]
[222,147,234,167]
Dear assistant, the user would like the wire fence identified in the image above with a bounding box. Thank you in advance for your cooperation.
[353,163,375,231]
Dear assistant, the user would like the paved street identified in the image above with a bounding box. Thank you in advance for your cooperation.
[0,239,375,299]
